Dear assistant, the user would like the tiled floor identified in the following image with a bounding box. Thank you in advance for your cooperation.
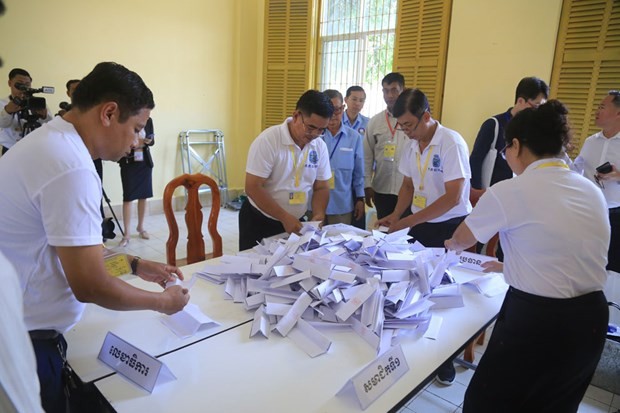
[105,207,620,413]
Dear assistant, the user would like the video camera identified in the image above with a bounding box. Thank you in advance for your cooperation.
[12,82,54,137]
[12,82,54,111]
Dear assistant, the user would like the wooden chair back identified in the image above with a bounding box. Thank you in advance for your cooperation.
[163,174,223,266]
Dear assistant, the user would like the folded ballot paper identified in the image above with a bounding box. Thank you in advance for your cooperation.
[197,223,500,358]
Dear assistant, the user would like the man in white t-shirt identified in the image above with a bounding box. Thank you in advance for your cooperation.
[573,89,620,324]
[376,88,471,386]
[0,62,189,413]
[239,90,333,250]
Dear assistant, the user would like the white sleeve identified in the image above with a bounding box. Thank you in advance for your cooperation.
[464,188,507,244]
[363,121,376,188]
[36,168,103,247]
[442,141,471,182]
[245,135,275,179]
[398,145,413,178]
[316,141,332,181]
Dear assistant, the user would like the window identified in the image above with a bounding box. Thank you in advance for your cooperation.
[317,0,398,117]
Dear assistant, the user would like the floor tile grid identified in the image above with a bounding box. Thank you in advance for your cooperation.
[106,208,619,413]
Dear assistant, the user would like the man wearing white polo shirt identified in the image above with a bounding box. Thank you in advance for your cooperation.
[574,90,620,323]
[239,90,334,250]
[376,88,472,385]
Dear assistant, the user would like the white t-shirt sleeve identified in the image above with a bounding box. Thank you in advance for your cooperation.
[442,141,471,182]
[398,145,413,177]
[37,168,103,247]
[464,188,507,243]
[316,141,332,181]
[246,135,275,179]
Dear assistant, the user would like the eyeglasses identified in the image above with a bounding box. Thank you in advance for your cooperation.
[300,113,326,137]
[500,145,509,160]
[332,105,344,115]
[396,114,424,133]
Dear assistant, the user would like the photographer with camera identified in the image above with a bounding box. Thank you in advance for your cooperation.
[0,68,52,154]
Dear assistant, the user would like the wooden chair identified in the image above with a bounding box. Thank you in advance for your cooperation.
[462,187,499,364]
[163,174,223,266]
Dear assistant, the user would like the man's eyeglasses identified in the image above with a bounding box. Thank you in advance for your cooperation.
[332,105,344,115]
[300,113,326,137]
[396,112,426,133]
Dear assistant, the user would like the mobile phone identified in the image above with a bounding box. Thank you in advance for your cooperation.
[596,162,613,174]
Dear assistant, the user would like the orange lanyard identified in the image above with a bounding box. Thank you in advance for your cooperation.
[385,111,397,139]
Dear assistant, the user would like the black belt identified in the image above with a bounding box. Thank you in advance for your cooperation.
[29,329,60,340]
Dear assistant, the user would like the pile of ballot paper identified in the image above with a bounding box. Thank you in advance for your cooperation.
[195,223,505,358]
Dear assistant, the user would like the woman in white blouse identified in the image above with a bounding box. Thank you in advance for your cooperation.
[445,100,610,413]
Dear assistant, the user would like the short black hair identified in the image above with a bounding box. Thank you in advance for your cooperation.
[608,90,620,108]
[66,79,80,92]
[8,68,30,80]
[505,99,570,157]
[382,72,405,88]
[323,89,343,103]
[345,86,365,97]
[71,62,154,122]
[392,88,430,119]
[296,90,334,118]
[514,77,549,104]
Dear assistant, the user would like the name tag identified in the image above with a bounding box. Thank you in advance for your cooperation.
[383,144,396,161]
[103,253,131,277]
[134,148,144,162]
[98,332,176,393]
[328,171,335,190]
[288,191,307,205]
[413,193,427,209]
[337,345,409,409]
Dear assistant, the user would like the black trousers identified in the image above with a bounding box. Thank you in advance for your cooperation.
[31,333,67,413]
[238,199,287,251]
[408,216,466,248]
[608,207,620,272]
[463,288,608,413]
[373,192,412,221]
[351,191,365,230]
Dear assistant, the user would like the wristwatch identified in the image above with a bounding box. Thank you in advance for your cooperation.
[130,256,141,275]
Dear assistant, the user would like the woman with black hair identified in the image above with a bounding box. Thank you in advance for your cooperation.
[445,100,610,412]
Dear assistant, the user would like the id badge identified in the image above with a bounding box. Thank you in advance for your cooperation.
[328,170,335,190]
[133,149,144,162]
[383,143,396,161]
[289,191,307,205]
[413,193,427,209]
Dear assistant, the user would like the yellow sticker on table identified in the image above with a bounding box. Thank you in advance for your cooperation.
[413,194,427,209]
[104,253,132,277]
[383,143,396,160]
[289,191,307,205]
[328,172,335,190]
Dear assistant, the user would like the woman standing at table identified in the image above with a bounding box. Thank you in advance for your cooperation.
[445,100,609,413]
[118,117,155,247]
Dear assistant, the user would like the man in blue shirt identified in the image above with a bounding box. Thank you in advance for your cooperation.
[342,86,369,135]
[323,89,365,224]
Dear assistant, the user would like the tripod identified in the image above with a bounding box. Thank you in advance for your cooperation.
[102,188,124,239]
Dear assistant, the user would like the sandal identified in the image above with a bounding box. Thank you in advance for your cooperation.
[119,237,130,247]
[138,230,150,240]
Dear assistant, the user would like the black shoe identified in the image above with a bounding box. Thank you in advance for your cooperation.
[436,362,455,386]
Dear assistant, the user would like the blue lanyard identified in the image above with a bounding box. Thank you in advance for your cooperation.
[328,131,344,160]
